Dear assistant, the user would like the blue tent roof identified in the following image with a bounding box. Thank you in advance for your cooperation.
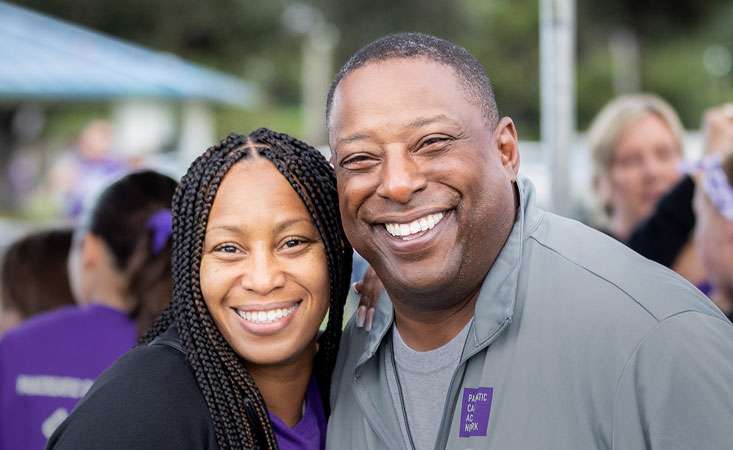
[0,2,258,106]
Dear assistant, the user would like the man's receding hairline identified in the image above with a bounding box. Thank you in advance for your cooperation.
[328,55,497,129]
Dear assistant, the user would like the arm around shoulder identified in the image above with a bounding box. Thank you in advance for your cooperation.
[612,311,733,450]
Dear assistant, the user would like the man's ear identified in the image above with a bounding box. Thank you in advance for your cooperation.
[494,117,520,181]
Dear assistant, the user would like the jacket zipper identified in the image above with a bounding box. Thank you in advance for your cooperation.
[433,317,512,450]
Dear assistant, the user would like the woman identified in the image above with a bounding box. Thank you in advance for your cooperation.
[0,170,175,450]
[693,151,733,322]
[48,129,352,449]
[587,94,685,241]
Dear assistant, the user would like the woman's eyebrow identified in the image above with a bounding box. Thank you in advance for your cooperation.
[273,217,311,234]
[206,217,311,235]
[207,224,242,234]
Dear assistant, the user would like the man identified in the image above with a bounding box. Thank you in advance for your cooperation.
[325,32,733,450]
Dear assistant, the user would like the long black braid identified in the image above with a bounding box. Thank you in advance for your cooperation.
[145,128,352,449]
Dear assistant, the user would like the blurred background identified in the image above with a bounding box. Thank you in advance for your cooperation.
[0,0,731,239]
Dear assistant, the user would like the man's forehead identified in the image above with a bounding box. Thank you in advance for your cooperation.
[329,58,475,139]
[336,57,460,95]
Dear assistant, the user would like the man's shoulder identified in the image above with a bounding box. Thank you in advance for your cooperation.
[525,211,724,323]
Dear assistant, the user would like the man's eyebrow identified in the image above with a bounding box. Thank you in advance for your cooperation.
[406,114,458,129]
[335,114,459,150]
[335,132,370,149]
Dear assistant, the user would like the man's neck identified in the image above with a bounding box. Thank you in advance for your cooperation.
[392,288,479,352]
[247,344,315,427]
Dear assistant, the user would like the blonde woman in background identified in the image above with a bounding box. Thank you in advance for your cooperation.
[588,94,686,241]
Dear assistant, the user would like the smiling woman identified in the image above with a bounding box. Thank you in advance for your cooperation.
[47,129,353,450]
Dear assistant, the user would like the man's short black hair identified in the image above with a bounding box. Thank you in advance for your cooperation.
[326,32,499,128]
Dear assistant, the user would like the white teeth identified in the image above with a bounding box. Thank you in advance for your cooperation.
[384,212,446,238]
[237,305,298,324]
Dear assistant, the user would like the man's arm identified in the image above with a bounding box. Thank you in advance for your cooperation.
[612,311,733,450]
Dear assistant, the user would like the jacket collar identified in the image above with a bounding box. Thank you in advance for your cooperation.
[358,176,539,367]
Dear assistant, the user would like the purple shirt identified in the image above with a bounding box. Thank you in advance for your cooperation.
[269,377,327,450]
[0,305,136,450]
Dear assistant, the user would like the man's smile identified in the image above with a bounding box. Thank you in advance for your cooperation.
[369,209,456,254]
[384,211,446,240]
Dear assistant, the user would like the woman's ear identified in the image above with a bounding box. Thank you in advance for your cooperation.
[594,174,612,214]
[81,234,107,273]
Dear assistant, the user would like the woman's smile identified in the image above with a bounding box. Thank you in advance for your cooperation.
[230,300,302,336]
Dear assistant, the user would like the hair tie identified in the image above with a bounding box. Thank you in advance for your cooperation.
[147,209,172,255]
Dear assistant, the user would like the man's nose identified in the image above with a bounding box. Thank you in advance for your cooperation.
[376,150,427,204]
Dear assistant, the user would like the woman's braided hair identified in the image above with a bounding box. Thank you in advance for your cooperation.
[144,128,352,449]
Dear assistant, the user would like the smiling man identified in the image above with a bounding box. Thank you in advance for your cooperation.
[325,33,733,450]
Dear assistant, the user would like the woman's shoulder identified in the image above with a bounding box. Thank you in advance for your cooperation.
[47,326,218,450]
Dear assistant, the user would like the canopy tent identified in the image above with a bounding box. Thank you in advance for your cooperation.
[0,1,257,107]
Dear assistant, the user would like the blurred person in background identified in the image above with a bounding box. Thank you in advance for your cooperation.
[621,104,733,289]
[693,150,733,322]
[0,170,175,450]
[48,119,129,221]
[0,229,76,334]
[586,94,711,286]
[587,94,686,241]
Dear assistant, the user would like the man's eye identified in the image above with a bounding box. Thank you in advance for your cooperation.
[422,136,448,146]
[341,154,376,168]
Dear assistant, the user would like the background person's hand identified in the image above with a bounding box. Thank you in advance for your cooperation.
[702,103,733,156]
[354,266,382,331]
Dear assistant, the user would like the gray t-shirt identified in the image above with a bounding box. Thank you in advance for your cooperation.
[385,319,472,450]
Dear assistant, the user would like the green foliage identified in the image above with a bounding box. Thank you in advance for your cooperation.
[7,0,733,136]
[215,105,304,141]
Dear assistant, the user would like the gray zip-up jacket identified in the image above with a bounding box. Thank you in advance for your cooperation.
[327,176,733,450]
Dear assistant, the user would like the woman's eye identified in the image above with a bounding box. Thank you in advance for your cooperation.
[283,239,304,249]
[214,244,239,253]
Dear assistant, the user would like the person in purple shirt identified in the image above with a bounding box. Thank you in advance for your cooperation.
[0,170,176,450]
[48,129,352,450]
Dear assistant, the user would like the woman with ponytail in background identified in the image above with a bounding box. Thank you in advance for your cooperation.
[0,170,176,450]
[48,129,352,450]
